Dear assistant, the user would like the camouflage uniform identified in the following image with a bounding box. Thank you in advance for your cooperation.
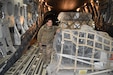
[37,24,58,64]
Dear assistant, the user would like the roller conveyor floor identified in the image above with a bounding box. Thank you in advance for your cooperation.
[5,43,47,75]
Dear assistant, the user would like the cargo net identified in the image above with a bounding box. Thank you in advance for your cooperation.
[51,25,113,74]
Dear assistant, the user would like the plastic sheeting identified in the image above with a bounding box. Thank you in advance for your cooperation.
[52,25,113,74]
[47,12,113,75]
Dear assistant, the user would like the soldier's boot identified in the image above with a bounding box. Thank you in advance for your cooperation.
[43,54,48,68]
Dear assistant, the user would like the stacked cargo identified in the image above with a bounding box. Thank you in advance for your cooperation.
[47,12,113,75]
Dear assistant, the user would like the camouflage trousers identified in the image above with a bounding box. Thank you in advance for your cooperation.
[40,44,53,65]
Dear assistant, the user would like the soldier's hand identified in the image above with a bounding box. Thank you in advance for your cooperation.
[39,43,42,47]
[56,28,60,33]
[39,43,43,52]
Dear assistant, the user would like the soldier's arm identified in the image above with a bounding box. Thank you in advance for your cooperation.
[54,26,61,33]
[37,27,43,43]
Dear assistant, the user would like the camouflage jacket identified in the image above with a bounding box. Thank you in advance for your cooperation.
[37,24,58,45]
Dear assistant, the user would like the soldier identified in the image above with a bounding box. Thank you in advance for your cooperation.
[37,18,59,66]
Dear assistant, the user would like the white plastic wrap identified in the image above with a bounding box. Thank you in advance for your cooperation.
[50,25,113,75]
[48,12,113,75]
